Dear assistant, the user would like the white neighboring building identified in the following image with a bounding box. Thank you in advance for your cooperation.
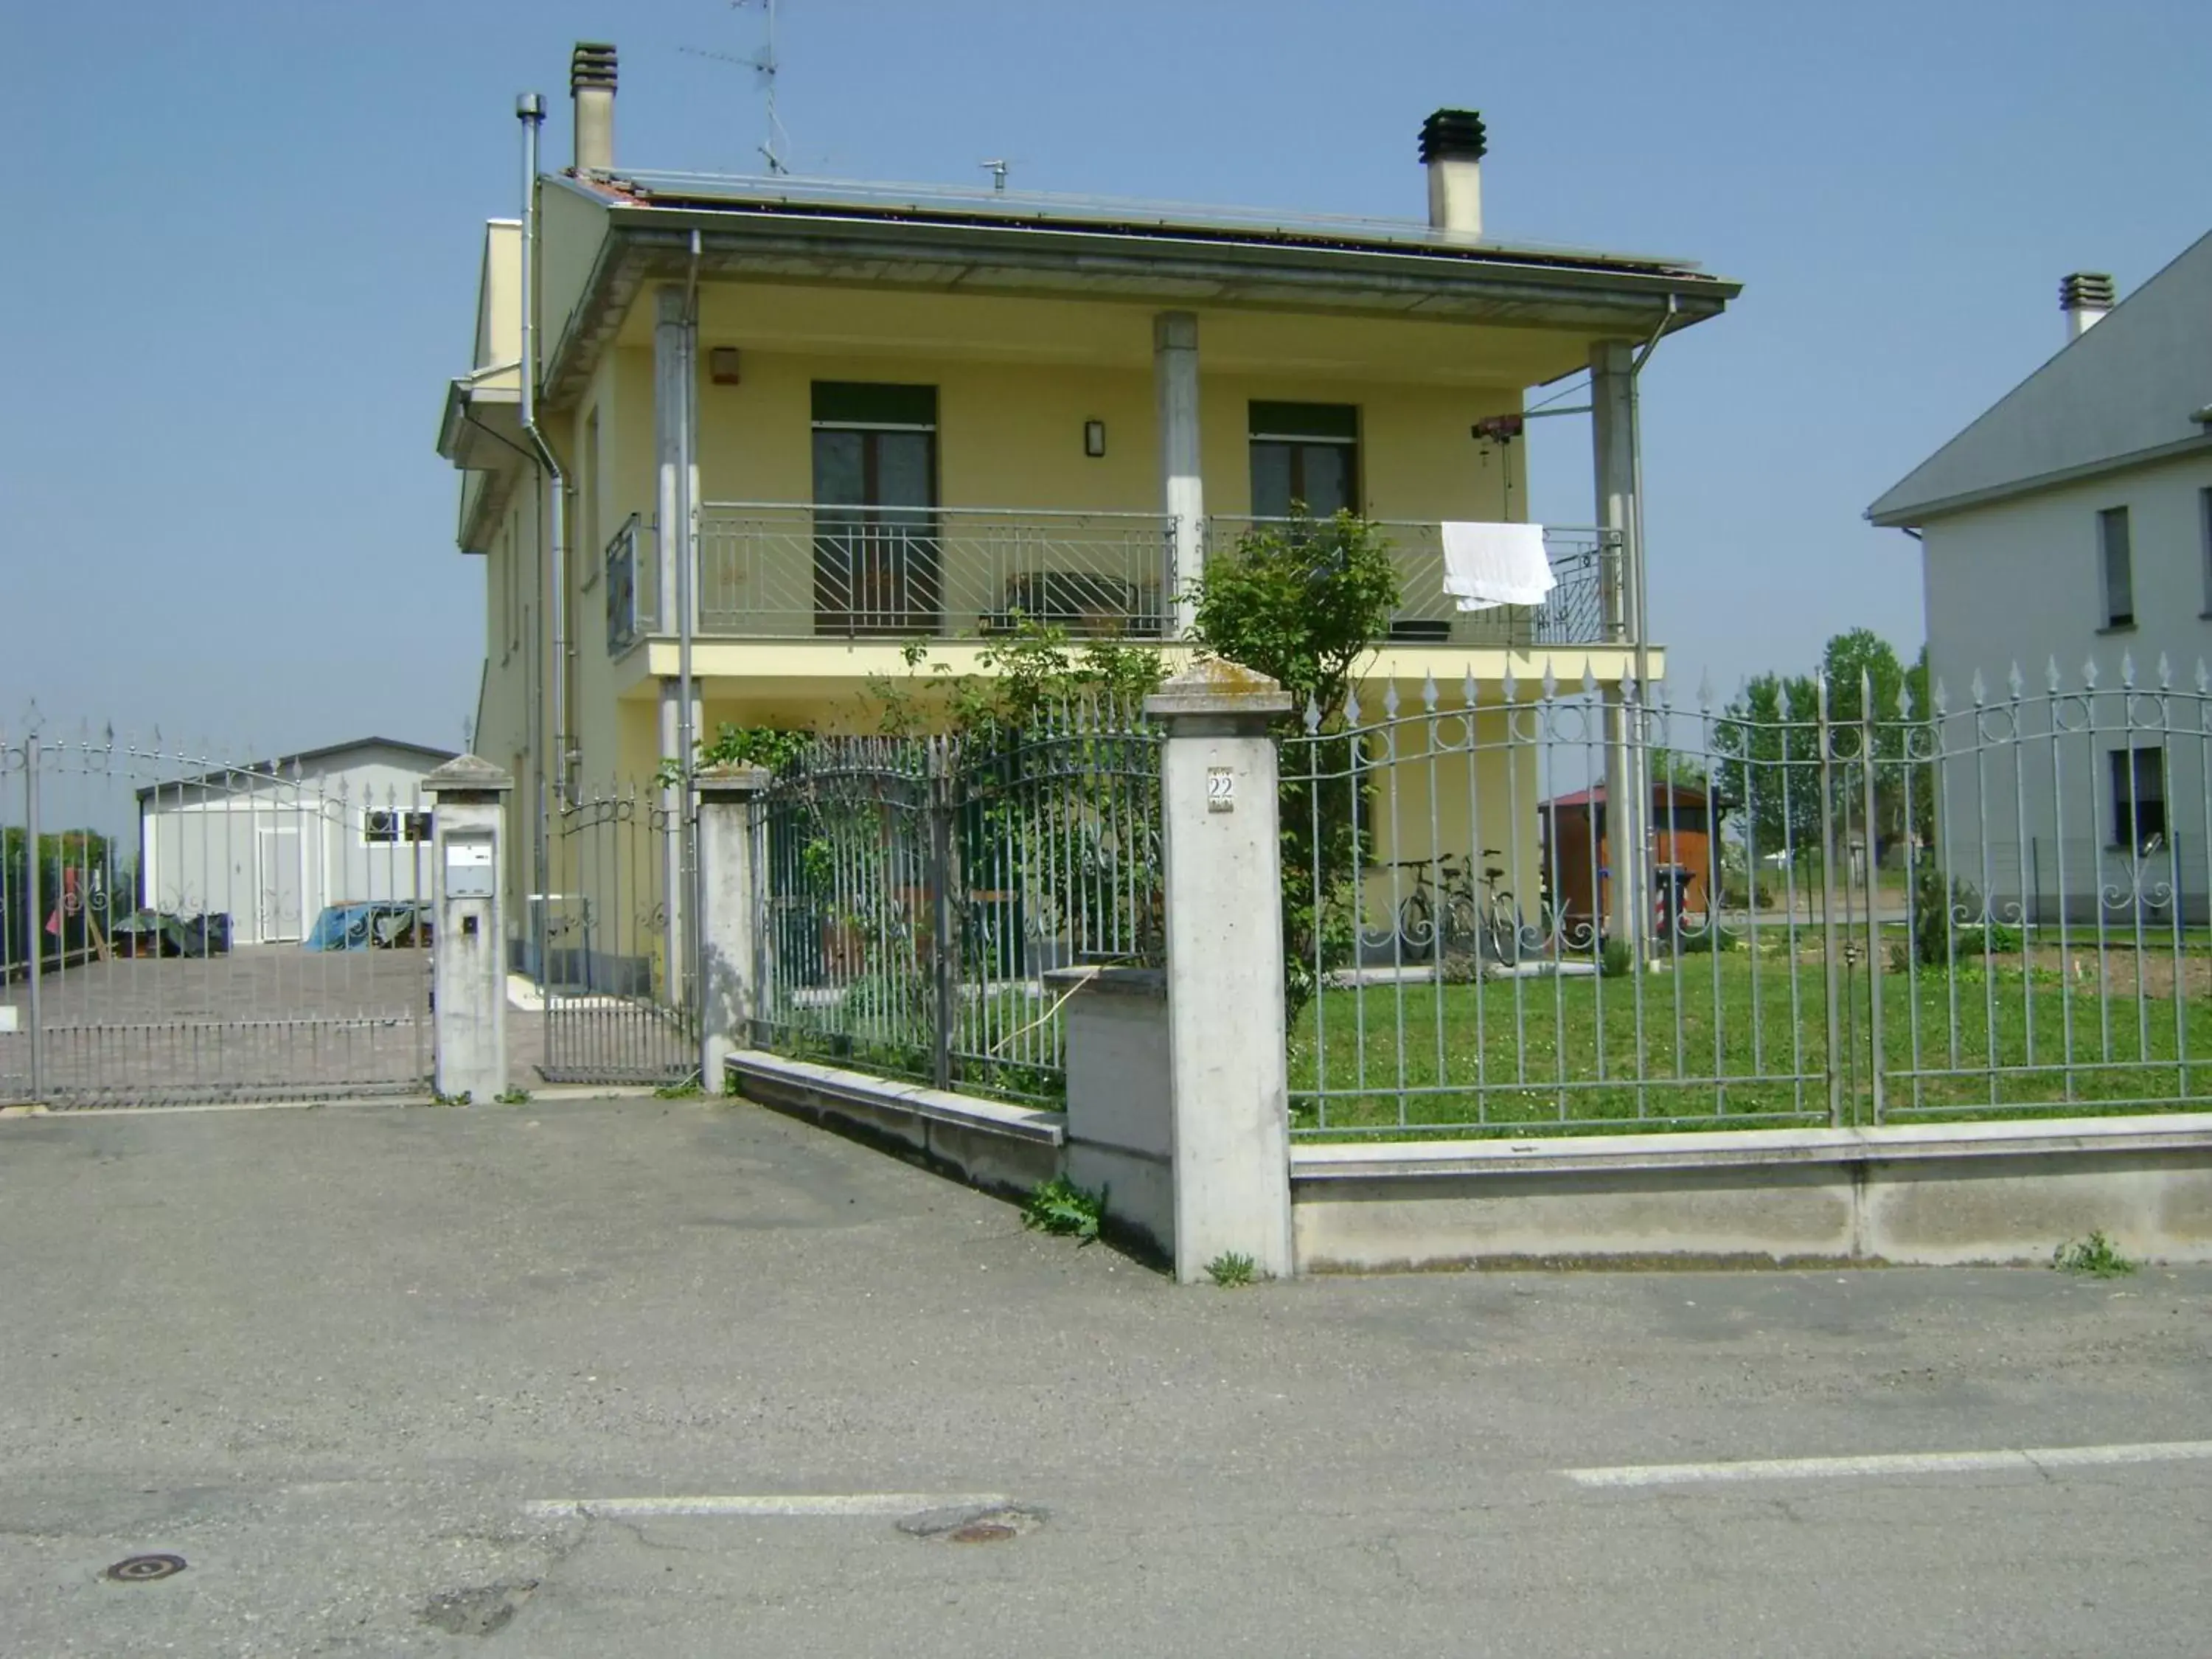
[1868,233,2212,921]
[138,739,456,945]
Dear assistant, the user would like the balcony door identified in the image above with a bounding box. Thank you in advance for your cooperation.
[812,382,940,637]
[1248,401,1360,521]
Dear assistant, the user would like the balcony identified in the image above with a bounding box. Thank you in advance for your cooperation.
[610,505,1613,652]
[695,504,1175,642]
[1204,518,1613,651]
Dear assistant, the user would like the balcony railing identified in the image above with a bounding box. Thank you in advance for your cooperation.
[619,506,1613,650]
[695,504,1177,641]
[605,514,644,654]
[1203,518,1614,650]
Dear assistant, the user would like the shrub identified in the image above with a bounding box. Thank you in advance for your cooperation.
[1188,510,1402,1023]
[656,722,813,789]
[1913,865,2023,965]
[1669,925,1741,956]
[1206,1251,1258,1287]
[2053,1231,2135,1278]
[1022,1175,1105,1242]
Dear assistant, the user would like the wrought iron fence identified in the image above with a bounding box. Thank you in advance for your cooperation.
[1280,657,2212,1138]
[1203,518,1613,647]
[540,779,695,1085]
[2,721,432,1107]
[748,700,1162,1103]
[696,504,1177,641]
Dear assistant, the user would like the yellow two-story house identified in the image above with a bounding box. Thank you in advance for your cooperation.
[438,41,1736,958]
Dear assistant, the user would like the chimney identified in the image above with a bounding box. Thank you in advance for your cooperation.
[1419,108,1486,240]
[2059,271,2115,343]
[570,41,617,175]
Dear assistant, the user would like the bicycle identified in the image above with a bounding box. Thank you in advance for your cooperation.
[1383,858,1454,964]
[1468,849,1526,970]
[1393,850,1527,969]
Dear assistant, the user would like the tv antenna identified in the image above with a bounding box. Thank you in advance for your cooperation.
[679,0,791,174]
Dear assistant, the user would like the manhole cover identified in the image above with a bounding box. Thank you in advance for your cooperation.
[105,1554,187,1582]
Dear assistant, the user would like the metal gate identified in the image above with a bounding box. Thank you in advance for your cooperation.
[748,706,1163,1105]
[1,723,432,1108]
[539,782,696,1085]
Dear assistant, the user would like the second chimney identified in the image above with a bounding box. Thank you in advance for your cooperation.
[571,41,617,175]
[1419,108,1486,240]
[2059,271,2115,343]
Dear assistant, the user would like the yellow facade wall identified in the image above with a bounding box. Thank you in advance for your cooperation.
[681,345,1526,523]
[473,220,521,391]
[1196,372,1524,524]
[688,349,1164,637]
[510,281,1600,787]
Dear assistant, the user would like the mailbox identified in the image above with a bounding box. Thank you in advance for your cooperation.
[444,835,496,901]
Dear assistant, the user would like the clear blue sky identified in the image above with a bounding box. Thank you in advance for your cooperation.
[9,0,2207,756]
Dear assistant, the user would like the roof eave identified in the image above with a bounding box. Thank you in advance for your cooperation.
[541,204,1737,411]
[136,738,461,799]
[1868,428,2212,528]
[437,379,521,466]
[598,198,1739,305]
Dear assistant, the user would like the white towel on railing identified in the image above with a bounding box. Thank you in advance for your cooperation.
[1441,521,1554,611]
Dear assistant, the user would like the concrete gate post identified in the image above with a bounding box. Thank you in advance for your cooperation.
[1146,658,1295,1281]
[694,764,769,1088]
[425,756,513,1102]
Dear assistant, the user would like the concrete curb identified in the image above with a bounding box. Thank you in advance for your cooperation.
[1291,1113,2212,1181]
[724,1050,1065,1200]
[1291,1110,2212,1270]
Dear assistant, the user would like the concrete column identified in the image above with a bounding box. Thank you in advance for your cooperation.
[1146,658,1295,1281]
[1155,312,1204,633]
[653,284,697,637]
[695,764,769,1086]
[1590,338,1646,958]
[657,681,700,1009]
[425,756,515,1102]
[654,284,701,1009]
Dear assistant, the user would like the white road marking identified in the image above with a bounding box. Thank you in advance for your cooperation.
[1564,1440,2212,1489]
[522,1492,1010,1520]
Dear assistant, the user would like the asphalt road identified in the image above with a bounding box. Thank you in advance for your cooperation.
[1,1099,2206,1656]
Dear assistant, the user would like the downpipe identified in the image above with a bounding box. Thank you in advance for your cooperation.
[1623,293,1676,966]
[678,229,703,1041]
[517,93,568,997]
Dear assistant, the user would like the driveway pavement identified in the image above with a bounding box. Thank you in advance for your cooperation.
[1,1098,2206,1655]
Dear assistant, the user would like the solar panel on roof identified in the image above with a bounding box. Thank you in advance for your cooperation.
[588,169,1706,275]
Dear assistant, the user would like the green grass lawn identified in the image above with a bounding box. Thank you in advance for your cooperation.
[1290,946,2212,1138]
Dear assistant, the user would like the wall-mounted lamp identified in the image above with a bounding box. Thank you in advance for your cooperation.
[709,347,742,386]
[1083,418,1106,458]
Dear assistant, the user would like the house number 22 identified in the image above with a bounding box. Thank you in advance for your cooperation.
[1207,767,1236,811]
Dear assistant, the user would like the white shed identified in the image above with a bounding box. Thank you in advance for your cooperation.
[136,739,457,945]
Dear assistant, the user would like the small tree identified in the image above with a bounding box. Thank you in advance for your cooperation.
[863,624,1165,742]
[1190,511,1401,727]
[1713,671,1822,901]
[658,723,812,788]
[1189,510,1402,1018]
[1821,627,1912,865]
